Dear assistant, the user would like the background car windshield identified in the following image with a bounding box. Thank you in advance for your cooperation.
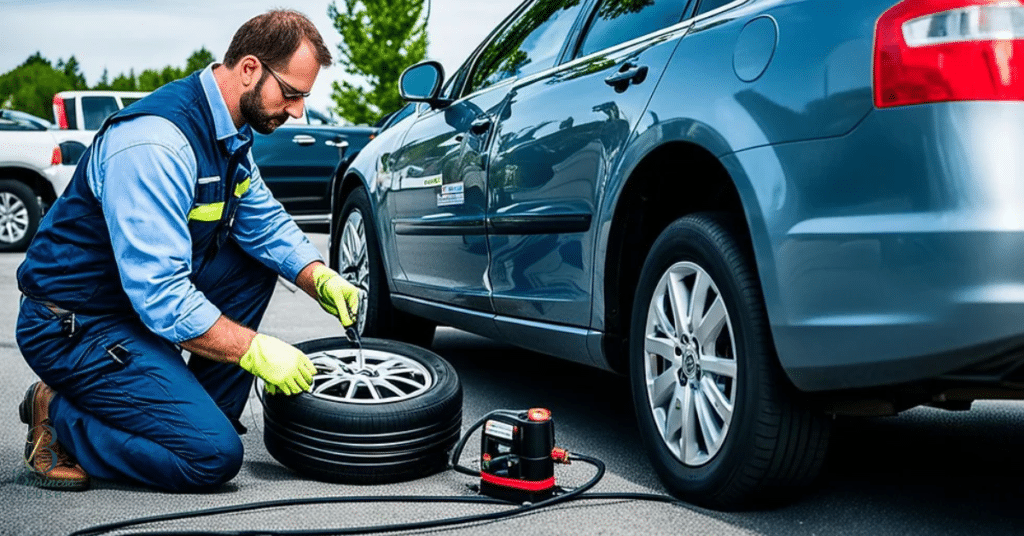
[576,0,691,58]
[469,0,589,94]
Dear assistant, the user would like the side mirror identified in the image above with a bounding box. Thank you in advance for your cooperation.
[399,61,451,107]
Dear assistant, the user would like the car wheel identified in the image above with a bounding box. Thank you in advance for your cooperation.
[333,186,436,347]
[0,180,41,252]
[630,212,830,510]
[262,336,462,484]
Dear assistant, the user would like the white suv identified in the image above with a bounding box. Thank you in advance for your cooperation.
[0,110,92,251]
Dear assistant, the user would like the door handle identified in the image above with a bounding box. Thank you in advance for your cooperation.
[604,62,649,91]
[292,134,316,146]
[469,118,492,135]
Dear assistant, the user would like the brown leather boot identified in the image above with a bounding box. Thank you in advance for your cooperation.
[19,382,89,491]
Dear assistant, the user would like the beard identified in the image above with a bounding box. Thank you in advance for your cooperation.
[240,73,290,135]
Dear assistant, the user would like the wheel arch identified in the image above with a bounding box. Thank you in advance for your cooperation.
[599,141,775,374]
[0,166,57,205]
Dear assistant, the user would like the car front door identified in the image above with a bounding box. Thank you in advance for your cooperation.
[385,0,590,311]
[486,0,694,326]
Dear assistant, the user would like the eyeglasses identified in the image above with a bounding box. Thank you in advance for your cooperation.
[259,60,311,100]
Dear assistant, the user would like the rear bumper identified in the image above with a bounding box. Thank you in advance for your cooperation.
[737,102,1024,392]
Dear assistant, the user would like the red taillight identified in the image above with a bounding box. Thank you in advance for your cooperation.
[51,146,62,166]
[52,95,68,129]
[874,0,1024,108]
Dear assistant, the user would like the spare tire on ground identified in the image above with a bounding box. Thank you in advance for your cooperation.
[262,337,462,484]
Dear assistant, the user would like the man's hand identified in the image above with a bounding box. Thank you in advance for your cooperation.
[239,334,316,396]
[312,265,360,326]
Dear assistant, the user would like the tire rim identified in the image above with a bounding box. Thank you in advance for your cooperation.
[308,348,434,404]
[338,208,369,334]
[0,192,29,244]
[643,261,737,466]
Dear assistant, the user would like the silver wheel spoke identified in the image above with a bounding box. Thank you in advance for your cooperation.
[694,295,726,348]
[645,333,677,364]
[700,375,734,423]
[688,271,710,331]
[663,385,684,443]
[700,354,737,379]
[680,384,697,462]
[649,368,677,407]
[667,274,689,336]
[695,392,722,448]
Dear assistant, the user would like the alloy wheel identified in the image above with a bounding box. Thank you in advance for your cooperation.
[0,192,29,244]
[642,261,738,466]
[307,347,434,404]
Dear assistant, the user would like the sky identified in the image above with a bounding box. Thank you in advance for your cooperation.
[1,0,524,117]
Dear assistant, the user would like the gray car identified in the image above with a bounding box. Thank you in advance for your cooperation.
[330,0,1024,509]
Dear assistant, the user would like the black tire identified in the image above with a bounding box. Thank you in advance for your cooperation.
[629,213,830,510]
[332,186,436,347]
[0,179,41,252]
[262,337,461,484]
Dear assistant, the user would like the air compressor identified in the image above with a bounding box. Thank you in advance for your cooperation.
[476,408,571,503]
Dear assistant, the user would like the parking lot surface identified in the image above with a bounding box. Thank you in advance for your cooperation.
[2,234,1022,535]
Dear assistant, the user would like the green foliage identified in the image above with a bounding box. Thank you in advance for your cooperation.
[0,48,219,119]
[0,52,84,118]
[329,0,428,125]
[185,47,217,74]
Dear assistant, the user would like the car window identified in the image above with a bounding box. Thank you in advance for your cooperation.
[81,96,120,130]
[468,0,589,94]
[695,0,736,16]
[576,0,691,58]
[0,114,46,131]
[120,97,143,108]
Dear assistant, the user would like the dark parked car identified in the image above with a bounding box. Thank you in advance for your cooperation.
[254,123,377,232]
[331,0,1024,509]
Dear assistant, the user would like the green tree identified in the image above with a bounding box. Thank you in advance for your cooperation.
[329,0,428,125]
[185,47,217,74]
[0,52,77,118]
[109,69,137,91]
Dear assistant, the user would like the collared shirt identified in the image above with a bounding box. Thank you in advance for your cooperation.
[87,64,323,343]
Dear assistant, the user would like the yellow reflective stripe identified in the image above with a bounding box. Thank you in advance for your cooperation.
[234,177,251,198]
[187,202,224,222]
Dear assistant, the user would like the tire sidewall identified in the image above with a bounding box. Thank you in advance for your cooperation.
[0,180,40,252]
[629,214,773,500]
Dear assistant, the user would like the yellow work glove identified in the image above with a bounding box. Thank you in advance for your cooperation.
[239,334,316,396]
[312,265,360,327]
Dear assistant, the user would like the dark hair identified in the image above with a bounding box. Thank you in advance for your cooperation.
[223,10,332,70]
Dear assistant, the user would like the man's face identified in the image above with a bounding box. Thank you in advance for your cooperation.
[240,71,290,135]
[240,40,320,134]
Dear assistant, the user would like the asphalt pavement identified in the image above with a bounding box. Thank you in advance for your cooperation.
[2,234,1023,535]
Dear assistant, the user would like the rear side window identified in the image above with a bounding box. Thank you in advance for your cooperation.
[81,96,119,130]
[121,97,143,108]
[576,0,691,58]
[469,0,589,94]
[695,0,737,16]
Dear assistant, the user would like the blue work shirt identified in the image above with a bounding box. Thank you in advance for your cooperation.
[86,65,323,343]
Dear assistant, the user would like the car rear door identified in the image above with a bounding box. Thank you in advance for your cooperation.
[253,125,345,222]
[385,0,591,311]
[486,0,694,327]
